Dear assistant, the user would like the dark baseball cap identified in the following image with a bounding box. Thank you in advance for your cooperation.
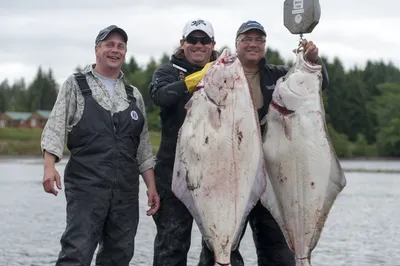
[95,25,128,45]
[236,20,267,37]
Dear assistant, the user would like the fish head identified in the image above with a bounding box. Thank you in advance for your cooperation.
[198,48,243,106]
[272,50,323,111]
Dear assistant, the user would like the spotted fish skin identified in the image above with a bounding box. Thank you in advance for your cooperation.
[171,48,267,265]
[260,50,347,266]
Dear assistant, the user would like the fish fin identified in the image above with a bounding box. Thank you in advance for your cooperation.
[260,114,268,126]
[260,174,293,252]
[329,152,347,191]
[314,150,347,236]
[232,148,267,250]
[320,138,347,225]
[283,116,292,140]
[260,115,268,143]
[171,140,206,238]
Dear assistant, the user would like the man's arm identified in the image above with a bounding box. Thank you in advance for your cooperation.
[41,75,77,196]
[316,58,329,90]
[134,92,159,215]
[148,64,188,108]
[41,75,77,163]
[134,89,156,173]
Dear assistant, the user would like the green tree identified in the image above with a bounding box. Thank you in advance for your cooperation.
[265,48,285,65]
[26,67,58,111]
[370,83,400,156]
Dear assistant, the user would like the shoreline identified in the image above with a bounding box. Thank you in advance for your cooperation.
[0,154,398,160]
[0,155,399,174]
[340,157,400,162]
[342,168,400,174]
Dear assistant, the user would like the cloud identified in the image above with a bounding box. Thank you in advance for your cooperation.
[0,0,398,86]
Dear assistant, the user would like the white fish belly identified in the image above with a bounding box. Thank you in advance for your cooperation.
[262,106,346,261]
[172,86,266,264]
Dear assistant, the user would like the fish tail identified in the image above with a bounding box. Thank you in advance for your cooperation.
[214,252,231,266]
[296,257,312,266]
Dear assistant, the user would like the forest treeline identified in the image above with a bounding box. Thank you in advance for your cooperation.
[0,47,399,157]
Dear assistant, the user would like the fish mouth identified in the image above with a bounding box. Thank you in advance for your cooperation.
[217,52,237,66]
[270,101,294,115]
[214,56,236,66]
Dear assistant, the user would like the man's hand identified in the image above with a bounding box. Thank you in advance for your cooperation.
[42,166,62,196]
[293,39,319,63]
[146,187,160,216]
[184,61,214,93]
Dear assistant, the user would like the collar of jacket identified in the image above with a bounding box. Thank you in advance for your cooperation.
[258,57,267,70]
[170,54,204,74]
[170,53,268,76]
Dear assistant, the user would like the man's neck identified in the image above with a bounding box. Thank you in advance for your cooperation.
[94,65,120,79]
[240,58,260,74]
[243,64,260,74]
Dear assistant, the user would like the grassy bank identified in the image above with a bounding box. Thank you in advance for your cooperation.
[0,128,161,156]
[1,128,399,173]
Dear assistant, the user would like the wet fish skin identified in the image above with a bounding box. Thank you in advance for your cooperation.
[260,50,346,266]
[172,48,267,265]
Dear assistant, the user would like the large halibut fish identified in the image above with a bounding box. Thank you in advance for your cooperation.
[171,48,266,265]
[260,50,346,266]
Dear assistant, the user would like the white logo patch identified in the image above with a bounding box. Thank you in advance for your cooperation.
[130,110,138,120]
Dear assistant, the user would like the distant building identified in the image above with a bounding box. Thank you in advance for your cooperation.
[0,110,51,128]
[0,112,31,128]
[27,110,51,128]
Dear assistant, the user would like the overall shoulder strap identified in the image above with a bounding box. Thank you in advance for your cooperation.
[122,80,137,102]
[73,73,92,96]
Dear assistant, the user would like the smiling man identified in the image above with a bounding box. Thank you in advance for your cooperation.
[40,25,160,265]
[148,18,225,265]
[196,20,330,266]
[217,20,329,266]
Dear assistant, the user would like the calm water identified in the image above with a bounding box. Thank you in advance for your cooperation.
[0,158,399,266]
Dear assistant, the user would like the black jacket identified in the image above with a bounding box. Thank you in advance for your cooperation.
[148,53,329,172]
[148,54,210,171]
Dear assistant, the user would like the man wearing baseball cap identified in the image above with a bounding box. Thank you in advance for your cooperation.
[198,20,330,266]
[148,18,237,265]
[182,18,215,40]
[41,24,160,265]
[95,24,128,45]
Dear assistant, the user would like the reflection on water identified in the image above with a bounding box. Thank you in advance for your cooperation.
[0,158,399,266]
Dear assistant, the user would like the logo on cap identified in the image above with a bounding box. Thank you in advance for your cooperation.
[247,21,262,27]
[191,20,207,27]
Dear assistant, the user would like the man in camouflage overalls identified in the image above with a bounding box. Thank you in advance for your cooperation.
[41,25,160,266]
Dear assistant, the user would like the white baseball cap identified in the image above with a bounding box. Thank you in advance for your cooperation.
[182,18,215,40]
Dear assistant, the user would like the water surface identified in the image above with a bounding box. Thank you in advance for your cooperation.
[0,158,398,266]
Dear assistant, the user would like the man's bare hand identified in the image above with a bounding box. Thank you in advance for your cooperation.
[42,167,62,196]
[146,188,160,216]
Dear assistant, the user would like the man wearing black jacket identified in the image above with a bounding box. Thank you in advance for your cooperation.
[148,18,231,265]
[198,20,330,266]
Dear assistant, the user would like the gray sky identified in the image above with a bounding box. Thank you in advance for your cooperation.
[0,0,397,86]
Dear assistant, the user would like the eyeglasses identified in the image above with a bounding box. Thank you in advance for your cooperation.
[185,36,214,45]
[237,36,266,44]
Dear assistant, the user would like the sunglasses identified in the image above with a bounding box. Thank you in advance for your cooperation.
[185,36,214,45]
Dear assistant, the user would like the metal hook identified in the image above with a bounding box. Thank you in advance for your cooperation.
[296,33,304,54]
